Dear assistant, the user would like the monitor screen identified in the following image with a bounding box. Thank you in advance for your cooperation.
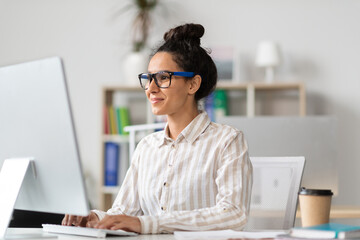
[0,57,90,230]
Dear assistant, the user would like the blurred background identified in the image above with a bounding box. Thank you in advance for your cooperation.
[0,0,359,215]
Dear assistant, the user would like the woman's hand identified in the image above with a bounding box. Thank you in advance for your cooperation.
[61,211,99,227]
[94,214,141,233]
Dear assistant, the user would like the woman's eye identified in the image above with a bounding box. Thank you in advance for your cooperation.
[158,74,169,80]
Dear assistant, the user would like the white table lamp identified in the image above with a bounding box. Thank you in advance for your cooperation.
[255,41,280,83]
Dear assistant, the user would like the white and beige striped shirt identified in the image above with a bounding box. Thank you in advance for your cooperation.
[96,111,252,234]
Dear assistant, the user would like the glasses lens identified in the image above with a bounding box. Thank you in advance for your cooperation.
[155,72,171,88]
[139,73,151,89]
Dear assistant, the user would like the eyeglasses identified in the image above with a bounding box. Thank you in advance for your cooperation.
[138,71,195,90]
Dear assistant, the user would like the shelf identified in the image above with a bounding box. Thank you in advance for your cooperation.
[102,186,121,195]
[103,133,155,145]
[217,81,303,90]
[103,81,306,117]
[103,81,304,91]
[99,81,306,211]
[103,134,129,143]
[102,84,142,92]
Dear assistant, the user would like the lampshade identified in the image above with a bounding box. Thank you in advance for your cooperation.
[255,41,280,67]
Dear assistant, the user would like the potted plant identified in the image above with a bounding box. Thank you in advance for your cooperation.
[131,0,158,52]
[122,0,160,84]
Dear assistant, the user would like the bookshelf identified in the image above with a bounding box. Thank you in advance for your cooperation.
[216,81,306,117]
[99,81,306,210]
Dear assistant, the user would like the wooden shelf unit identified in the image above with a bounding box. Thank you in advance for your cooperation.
[216,81,306,117]
[99,81,306,210]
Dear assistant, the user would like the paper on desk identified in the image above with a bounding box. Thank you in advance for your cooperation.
[174,230,287,239]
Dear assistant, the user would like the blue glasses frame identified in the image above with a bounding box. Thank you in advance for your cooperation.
[138,71,195,90]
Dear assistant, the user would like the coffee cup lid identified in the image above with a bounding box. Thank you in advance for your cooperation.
[299,187,333,196]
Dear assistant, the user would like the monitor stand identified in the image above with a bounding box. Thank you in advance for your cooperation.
[0,158,57,239]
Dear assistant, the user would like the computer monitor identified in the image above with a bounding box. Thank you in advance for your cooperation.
[0,57,90,237]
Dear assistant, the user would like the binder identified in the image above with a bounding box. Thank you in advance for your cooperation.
[104,142,120,186]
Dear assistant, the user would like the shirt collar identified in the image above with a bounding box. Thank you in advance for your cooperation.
[157,111,211,147]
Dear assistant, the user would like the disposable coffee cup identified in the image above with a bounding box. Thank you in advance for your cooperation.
[298,188,333,227]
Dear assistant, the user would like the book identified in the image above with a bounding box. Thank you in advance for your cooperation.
[204,91,215,121]
[290,223,360,239]
[104,142,120,186]
[103,106,110,134]
[214,89,228,120]
[103,106,130,136]
[108,106,117,134]
[119,107,130,135]
[115,107,123,135]
[204,90,228,122]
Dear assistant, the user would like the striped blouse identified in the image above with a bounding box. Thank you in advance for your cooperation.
[95,111,253,234]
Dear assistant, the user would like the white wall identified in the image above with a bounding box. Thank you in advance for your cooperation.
[1,0,359,208]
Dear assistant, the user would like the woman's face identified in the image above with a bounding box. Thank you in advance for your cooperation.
[146,52,196,116]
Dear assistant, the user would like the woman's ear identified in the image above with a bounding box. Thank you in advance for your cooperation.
[188,75,202,95]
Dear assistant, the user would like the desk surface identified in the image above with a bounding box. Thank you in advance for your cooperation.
[6,228,175,240]
[296,205,360,219]
[8,206,360,239]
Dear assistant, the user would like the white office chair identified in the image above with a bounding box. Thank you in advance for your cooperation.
[246,156,305,230]
[124,122,166,165]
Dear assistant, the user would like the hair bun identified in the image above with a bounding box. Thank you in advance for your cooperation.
[163,23,204,45]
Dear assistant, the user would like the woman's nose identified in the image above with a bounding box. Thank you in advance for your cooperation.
[147,78,159,92]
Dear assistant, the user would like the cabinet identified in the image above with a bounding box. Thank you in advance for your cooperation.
[99,81,306,210]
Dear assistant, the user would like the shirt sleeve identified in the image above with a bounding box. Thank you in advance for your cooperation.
[138,131,253,234]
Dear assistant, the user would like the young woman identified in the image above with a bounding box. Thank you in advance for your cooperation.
[63,23,253,234]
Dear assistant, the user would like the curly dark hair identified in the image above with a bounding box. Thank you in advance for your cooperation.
[153,23,218,101]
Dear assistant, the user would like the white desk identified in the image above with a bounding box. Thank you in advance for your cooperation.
[6,228,175,240]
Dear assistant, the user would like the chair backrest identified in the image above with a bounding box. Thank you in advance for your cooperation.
[124,122,166,164]
[217,116,337,194]
[246,156,305,230]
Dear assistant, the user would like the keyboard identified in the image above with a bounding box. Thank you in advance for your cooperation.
[42,224,138,238]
